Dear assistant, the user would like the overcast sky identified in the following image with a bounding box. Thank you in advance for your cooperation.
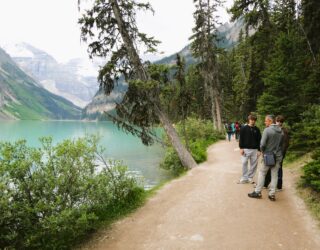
[0,0,234,63]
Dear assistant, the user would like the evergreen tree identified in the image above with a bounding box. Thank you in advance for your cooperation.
[300,0,320,104]
[190,0,224,131]
[174,54,191,148]
[301,0,320,56]
[229,0,274,113]
[231,29,253,118]
[79,0,197,169]
[185,65,209,119]
[257,30,306,125]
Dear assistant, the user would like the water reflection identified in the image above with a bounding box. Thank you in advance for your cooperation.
[0,120,172,187]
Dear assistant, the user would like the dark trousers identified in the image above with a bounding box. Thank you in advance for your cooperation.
[227,132,232,141]
[235,131,240,141]
[264,153,285,189]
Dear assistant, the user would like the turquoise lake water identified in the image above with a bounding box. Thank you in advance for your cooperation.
[0,120,172,188]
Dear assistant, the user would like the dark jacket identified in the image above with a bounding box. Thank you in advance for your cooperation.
[281,127,290,154]
[239,125,262,150]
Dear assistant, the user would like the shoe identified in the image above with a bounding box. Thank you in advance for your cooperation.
[268,195,276,201]
[248,191,262,199]
[276,188,282,192]
[249,179,255,184]
[237,179,249,184]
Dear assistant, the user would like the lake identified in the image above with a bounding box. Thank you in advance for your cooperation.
[0,120,172,188]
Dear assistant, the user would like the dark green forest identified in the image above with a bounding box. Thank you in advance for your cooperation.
[158,0,320,189]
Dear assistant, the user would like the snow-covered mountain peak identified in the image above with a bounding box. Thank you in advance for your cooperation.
[1,42,35,58]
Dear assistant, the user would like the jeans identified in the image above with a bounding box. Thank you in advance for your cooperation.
[255,156,282,196]
[227,132,232,141]
[264,152,286,189]
[240,149,258,181]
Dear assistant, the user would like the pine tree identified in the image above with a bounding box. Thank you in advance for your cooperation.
[301,0,320,56]
[231,29,253,118]
[79,0,197,169]
[174,54,190,148]
[257,31,306,125]
[229,0,274,113]
[190,0,223,131]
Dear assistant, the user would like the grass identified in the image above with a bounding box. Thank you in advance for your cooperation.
[284,154,320,225]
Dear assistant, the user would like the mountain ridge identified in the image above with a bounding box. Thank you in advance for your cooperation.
[83,19,244,119]
[0,47,81,120]
[2,43,100,108]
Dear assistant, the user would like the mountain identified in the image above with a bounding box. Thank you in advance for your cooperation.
[156,19,244,66]
[0,47,81,120]
[2,43,100,108]
[83,80,128,120]
[82,19,244,119]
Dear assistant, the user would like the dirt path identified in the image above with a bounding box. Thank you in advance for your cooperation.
[81,140,320,250]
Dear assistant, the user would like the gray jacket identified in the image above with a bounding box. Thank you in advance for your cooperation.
[260,125,283,157]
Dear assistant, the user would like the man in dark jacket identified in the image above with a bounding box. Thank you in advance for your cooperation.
[248,115,284,201]
[238,114,262,184]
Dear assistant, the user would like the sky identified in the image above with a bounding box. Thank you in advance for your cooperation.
[0,0,234,63]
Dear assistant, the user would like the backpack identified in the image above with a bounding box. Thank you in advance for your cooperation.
[235,123,240,131]
[227,124,232,132]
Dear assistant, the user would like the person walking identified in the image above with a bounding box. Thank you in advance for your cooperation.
[263,115,289,191]
[248,115,284,201]
[238,114,262,184]
[235,121,241,141]
[225,122,233,142]
[231,122,236,139]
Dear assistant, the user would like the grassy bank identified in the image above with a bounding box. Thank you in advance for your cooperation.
[160,117,225,175]
[285,154,320,224]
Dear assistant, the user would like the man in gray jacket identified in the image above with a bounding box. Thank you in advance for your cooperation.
[248,115,283,201]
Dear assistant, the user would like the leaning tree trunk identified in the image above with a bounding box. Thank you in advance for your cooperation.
[154,105,197,169]
[111,0,197,169]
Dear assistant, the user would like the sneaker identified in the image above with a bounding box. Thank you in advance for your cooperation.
[268,194,276,201]
[248,191,262,199]
[237,179,249,184]
[248,178,255,184]
[276,188,282,192]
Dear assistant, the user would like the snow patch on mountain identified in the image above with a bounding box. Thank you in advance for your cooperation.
[1,43,34,58]
[2,43,101,108]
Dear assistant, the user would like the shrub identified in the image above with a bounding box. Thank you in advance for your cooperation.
[290,105,320,152]
[292,105,320,193]
[301,149,320,192]
[160,117,224,175]
[0,136,145,249]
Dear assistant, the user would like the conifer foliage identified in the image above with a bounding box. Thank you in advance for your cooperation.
[190,0,224,131]
[79,0,197,169]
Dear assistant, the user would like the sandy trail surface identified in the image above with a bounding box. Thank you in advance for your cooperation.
[82,140,320,250]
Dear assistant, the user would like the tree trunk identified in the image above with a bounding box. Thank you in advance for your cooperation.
[154,105,197,169]
[213,70,223,131]
[209,87,217,130]
[110,0,197,169]
[214,91,222,131]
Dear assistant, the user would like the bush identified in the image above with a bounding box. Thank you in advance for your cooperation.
[292,105,320,193]
[290,105,320,152]
[301,149,320,192]
[160,117,224,175]
[0,136,145,249]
